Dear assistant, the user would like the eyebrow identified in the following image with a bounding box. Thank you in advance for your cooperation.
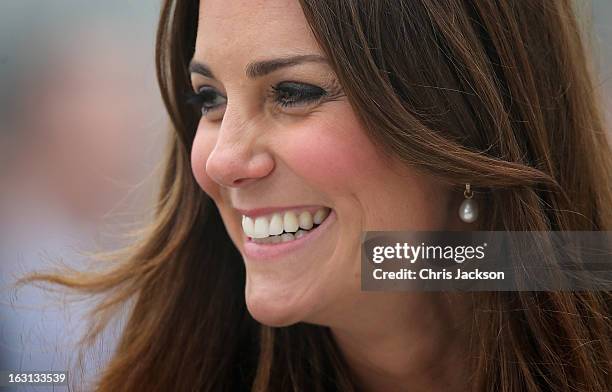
[188,54,328,79]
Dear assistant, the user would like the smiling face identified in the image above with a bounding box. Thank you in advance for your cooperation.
[190,0,455,327]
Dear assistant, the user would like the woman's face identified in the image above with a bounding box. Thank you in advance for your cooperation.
[191,0,455,327]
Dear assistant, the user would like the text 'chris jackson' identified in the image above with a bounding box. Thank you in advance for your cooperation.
[372,268,505,281]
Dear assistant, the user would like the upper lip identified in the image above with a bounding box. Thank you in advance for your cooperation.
[235,205,328,219]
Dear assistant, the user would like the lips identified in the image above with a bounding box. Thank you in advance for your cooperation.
[241,208,336,261]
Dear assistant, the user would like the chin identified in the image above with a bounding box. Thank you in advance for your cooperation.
[244,280,315,327]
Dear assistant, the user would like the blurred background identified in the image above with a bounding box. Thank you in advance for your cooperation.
[0,0,611,391]
[0,1,164,391]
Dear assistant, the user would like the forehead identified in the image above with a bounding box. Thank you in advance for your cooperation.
[195,0,323,67]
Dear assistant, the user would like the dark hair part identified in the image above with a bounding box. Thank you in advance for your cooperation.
[18,0,612,391]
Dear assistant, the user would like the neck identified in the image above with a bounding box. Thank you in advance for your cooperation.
[329,292,472,392]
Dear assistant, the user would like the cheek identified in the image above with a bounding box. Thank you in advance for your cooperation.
[276,107,451,229]
[278,110,381,192]
[191,128,221,200]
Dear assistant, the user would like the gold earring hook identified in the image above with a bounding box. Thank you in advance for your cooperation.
[463,184,473,199]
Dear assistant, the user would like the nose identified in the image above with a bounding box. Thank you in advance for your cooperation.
[205,114,274,188]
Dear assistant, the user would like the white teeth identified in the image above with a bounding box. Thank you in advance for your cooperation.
[313,208,329,225]
[252,236,274,244]
[283,211,299,233]
[253,217,270,239]
[241,207,331,239]
[298,211,313,230]
[281,233,295,242]
[252,230,307,244]
[269,213,283,236]
[242,216,255,237]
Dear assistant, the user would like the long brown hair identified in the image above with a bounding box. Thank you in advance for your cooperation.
[18,0,612,390]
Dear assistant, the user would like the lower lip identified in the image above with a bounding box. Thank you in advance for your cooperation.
[242,210,336,261]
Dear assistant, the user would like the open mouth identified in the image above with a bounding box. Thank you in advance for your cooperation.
[241,207,332,245]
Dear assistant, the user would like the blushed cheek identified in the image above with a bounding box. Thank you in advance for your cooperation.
[191,129,221,200]
[278,112,384,192]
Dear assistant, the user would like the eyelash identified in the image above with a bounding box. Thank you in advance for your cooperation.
[186,82,329,117]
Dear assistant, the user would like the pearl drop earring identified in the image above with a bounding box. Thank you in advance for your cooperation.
[458,184,478,223]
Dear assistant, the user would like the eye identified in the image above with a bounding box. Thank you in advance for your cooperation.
[186,86,227,116]
[271,82,328,108]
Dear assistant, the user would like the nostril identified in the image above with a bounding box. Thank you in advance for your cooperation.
[206,147,274,188]
[232,177,258,187]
